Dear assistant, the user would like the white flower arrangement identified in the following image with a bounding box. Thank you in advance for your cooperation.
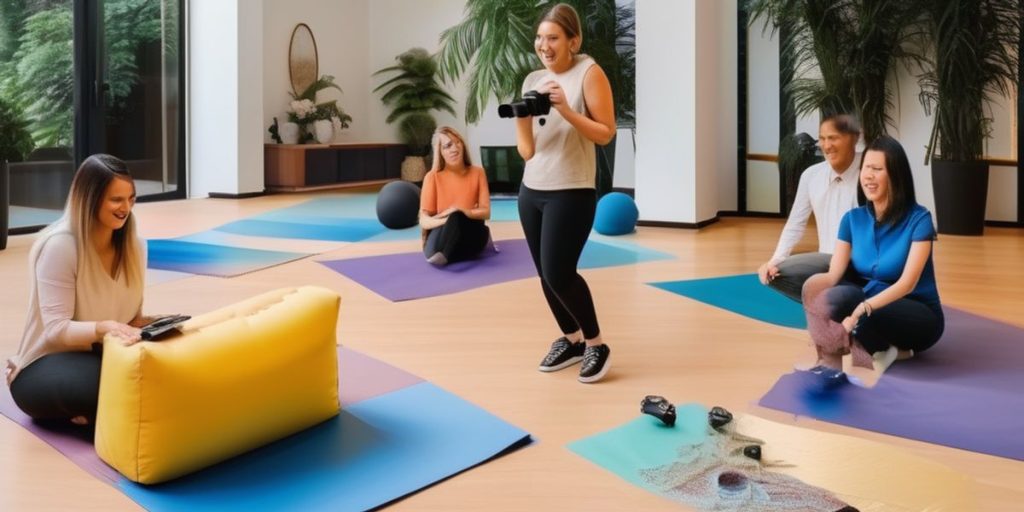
[287,99,316,120]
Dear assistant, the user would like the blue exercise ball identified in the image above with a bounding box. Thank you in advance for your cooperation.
[594,192,638,236]
[376,180,421,229]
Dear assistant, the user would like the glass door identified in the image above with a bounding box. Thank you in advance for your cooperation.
[0,0,184,232]
[92,0,184,200]
[1,0,76,230]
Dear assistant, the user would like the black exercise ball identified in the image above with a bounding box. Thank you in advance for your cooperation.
[376,180,421,229]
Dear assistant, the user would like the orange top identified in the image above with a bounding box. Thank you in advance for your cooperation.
[420,166,490,215]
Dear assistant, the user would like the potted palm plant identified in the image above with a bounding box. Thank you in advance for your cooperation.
[748,0,923,143]
[374,48,456,182]
[918,0,1020,236]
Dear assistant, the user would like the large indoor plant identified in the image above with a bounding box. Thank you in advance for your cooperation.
[747,0,923,143]
[917,0,1020,235]
[373,47,456,181]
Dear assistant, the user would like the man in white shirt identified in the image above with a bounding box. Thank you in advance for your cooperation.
[757,113,862,302]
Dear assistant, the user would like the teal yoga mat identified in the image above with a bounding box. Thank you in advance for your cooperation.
[650,274,806,329]
[568,404,710,490]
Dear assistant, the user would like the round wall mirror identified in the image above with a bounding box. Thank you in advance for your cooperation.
[289,23,318,97]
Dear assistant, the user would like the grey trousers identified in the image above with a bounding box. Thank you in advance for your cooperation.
[768,252,833,303]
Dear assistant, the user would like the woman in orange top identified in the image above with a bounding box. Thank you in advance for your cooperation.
[419,126,491,266]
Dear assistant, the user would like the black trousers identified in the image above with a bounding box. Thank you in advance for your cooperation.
[768,252,833,303]
[10,346,102,423]
[823,284,944,354]
[423,211,490,264]
[518,185,600,339]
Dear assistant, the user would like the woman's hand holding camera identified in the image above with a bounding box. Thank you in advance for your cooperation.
[538,80,568,114]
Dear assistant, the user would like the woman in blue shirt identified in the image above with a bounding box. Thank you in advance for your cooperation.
[801,135,943,387]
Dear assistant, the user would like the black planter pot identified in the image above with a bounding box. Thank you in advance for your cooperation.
[931,159,989,236]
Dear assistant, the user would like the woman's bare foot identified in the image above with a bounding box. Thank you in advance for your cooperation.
[844,346,899,388]
[70,416,89,426]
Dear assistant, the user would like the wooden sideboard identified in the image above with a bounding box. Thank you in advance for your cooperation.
[264,143,406,192]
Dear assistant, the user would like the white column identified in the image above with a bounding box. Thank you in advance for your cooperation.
[635,0,735,225]
[189,0,264,198]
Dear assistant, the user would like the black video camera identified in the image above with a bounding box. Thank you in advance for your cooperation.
[497,90,551,118]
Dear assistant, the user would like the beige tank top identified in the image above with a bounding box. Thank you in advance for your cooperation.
[521,55,597,190]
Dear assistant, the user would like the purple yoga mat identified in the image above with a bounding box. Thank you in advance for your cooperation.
[321,239,538,302]
[0,346,423,482]
[759,307,1024,460]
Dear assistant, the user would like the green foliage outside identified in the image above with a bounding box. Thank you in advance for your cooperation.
[0,0,165,149]
[0,94,34,162]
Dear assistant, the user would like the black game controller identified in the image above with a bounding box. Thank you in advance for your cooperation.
[708,406,734,430]
[641,395,676,427]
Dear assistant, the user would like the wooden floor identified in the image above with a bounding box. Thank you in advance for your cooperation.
[1,191,1022,511]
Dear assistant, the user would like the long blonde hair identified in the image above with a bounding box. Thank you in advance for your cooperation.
[32,154,143,287]
[430,126,473,172]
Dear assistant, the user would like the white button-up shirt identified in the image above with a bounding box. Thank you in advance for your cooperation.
[770,159,861,263]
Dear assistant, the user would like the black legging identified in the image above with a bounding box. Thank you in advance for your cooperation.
[823,284,944,354]
[423,211,491,264]
[518,186,600,339]
[9,346,103,423]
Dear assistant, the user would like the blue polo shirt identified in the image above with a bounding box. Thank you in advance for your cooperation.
[838,204,940,308]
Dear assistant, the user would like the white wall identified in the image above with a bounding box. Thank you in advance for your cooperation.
[190,0,265,197]
[367,0,467,144]
[262,0,370,143]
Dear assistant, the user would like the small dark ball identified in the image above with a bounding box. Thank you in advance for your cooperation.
[742,445,762,461]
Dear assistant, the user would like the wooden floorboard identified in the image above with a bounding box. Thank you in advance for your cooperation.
[1,191,1021,510]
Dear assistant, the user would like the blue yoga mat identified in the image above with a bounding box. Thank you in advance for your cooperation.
[119,382,530,511]
[216,218,389,242]
[650,274,806,329]
[147,239,309,277]
[0,347,531,511]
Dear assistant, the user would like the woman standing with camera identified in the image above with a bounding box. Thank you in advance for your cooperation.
[515,3,616,383]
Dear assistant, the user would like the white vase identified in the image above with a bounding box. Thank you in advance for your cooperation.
[279,122,299,144]
[330,116,344,142]
[313,119,333,144]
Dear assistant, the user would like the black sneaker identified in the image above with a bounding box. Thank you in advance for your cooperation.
[538,337,585,372]
[578,344,611,383]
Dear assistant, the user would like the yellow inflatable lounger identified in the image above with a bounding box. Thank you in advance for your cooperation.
[95,286,341,484]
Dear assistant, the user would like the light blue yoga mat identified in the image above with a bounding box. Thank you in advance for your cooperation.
[119,382,531,511]
[650,274,807,329]
[568,404,709,490]
[212,194,521,244]
[216,218,389,242]
[146,239,309,277]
